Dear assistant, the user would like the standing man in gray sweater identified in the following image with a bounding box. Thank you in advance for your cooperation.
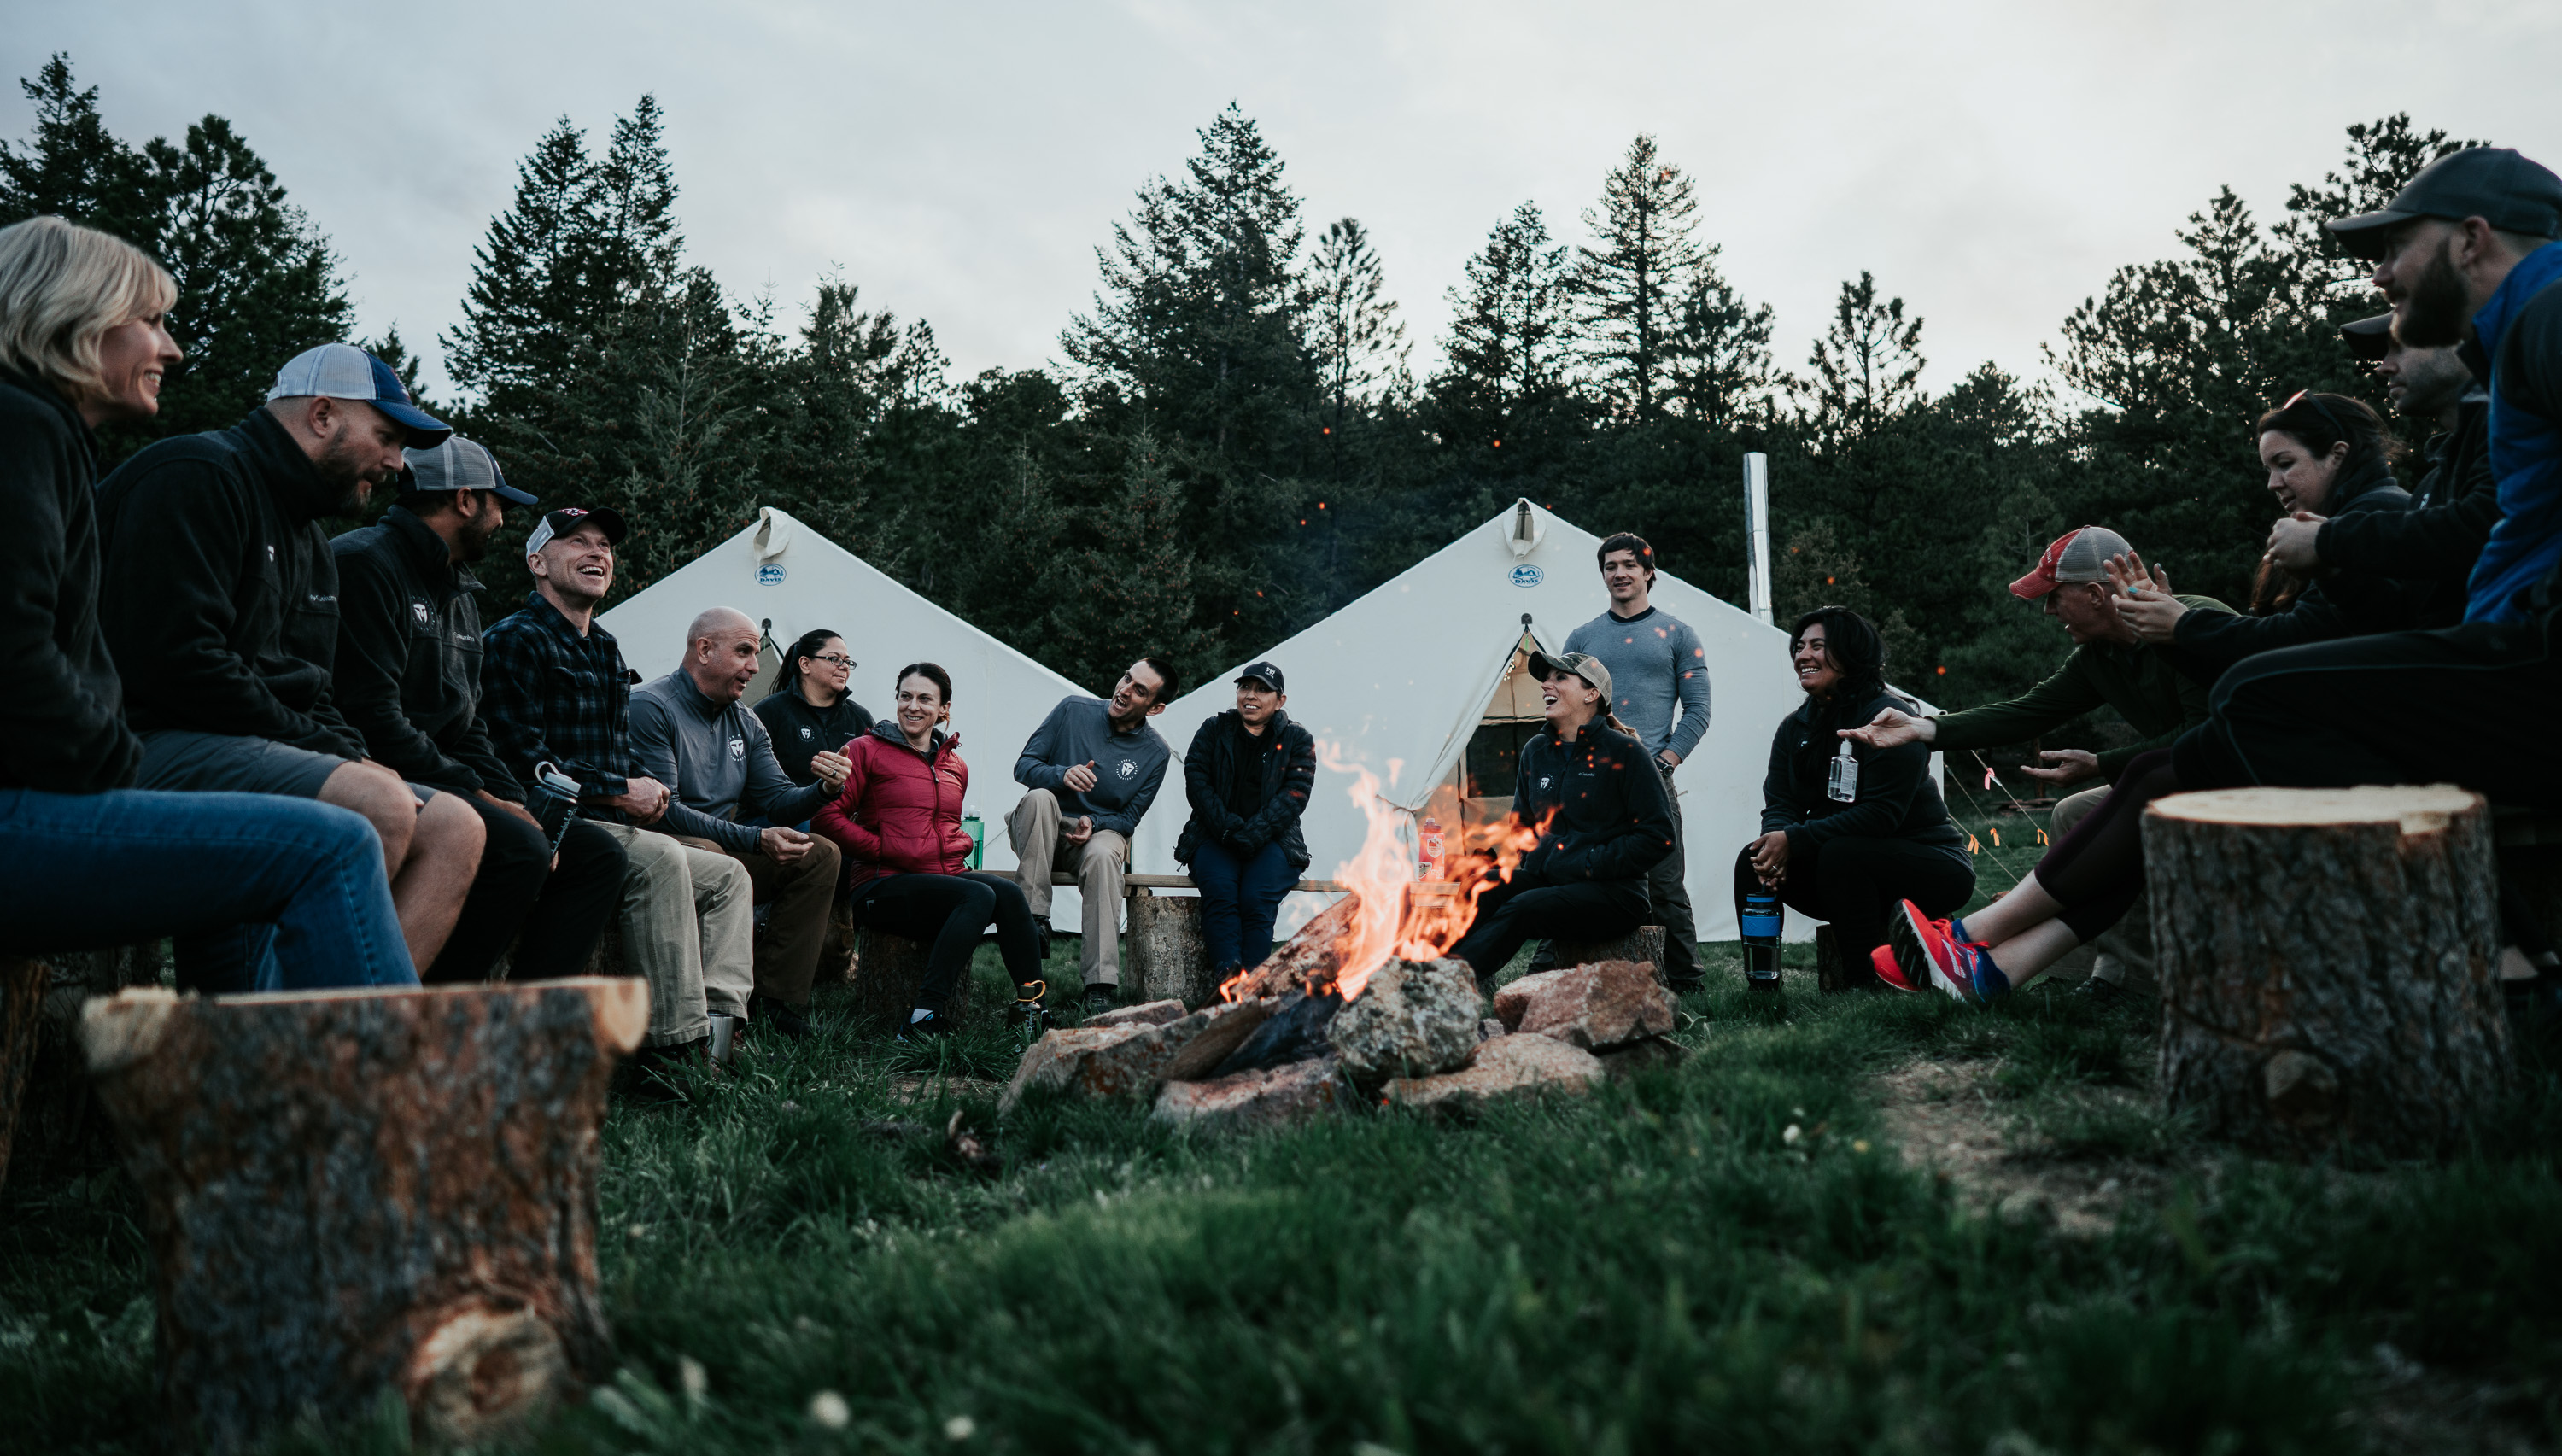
[630,606,847,1038]
[1560,533,1710,990]
[1009,658,1177,1014]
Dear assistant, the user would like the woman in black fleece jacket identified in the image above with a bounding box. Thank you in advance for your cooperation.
[1446,652,1675,985]
[1740,608,1972,991]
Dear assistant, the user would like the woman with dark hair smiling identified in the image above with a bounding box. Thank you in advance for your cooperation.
[753,628,875,786]
[1740,607,1972,996]
[812,662,1047,1037]
[2110,390,2413,680]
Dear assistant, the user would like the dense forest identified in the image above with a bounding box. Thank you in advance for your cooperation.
[0,55,2486,774]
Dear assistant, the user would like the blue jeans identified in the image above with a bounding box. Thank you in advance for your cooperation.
[0,787,417,990]
[1190,838,1296,973]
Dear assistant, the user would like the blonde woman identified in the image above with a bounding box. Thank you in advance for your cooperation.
[0,215,413,986]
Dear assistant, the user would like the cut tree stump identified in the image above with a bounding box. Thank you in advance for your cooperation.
[0,956,44,1190]
[80,977,646,1453]
[851,927,962,1029]
[1550,925,1666,985]
[1128,890,1213,1008]
[2146,785,2510,1159]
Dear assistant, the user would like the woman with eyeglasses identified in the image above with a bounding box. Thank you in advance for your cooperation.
[752,629,877,786]
[2108,390,2413,680]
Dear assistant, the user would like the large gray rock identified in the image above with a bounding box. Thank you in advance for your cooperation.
[1325,957,1482,1081]
[1152,1055,1350,1134]
[998,997,1274,1116]
[1086,999,1188,1029]
[1385,1032,1602,1116]
[1493,960,1674,1050]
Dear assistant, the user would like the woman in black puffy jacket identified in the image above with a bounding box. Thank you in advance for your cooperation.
[1740,607,1972,991]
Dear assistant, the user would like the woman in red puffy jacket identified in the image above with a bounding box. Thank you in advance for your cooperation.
[812,662,1047,1036]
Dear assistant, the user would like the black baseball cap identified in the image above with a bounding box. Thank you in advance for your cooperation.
[524,506,628,557]
[2327,147,2562,260]
[1235,660,1285,693]
[2341,313,2395,362]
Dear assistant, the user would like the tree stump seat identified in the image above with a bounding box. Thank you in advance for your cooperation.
[849,927,964,1029]
[1551,925,1668,985]
[79,977,646,1452]
[2147,785,2510,1159]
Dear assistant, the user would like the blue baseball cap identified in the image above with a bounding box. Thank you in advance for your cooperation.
[401,435,536,505]
[266,343,452,447]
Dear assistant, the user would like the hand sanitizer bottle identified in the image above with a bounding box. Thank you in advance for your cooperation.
[1827,740,1860,803]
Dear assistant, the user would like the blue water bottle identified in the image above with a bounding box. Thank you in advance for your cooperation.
[1740,888,1783,987]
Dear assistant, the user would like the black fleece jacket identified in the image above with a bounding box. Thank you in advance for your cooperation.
[1761,691,1968,862]
[2171,453,2413,679]
[1512,720,1676,887]
[0,367,142,793]
[1175,709,1317,870]
[94,408,365,759]
[329,505,518,798]
[2316,394,2495,629]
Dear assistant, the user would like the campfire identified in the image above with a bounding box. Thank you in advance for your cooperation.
[1000,746,1683,1131]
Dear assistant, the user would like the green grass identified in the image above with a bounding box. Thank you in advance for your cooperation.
[4,836,2559,1453]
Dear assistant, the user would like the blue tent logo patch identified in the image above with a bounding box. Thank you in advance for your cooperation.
[757,564,787,585]
[1510,564,1544,588]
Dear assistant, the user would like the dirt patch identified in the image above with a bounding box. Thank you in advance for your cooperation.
[1872,1060,2173,1236]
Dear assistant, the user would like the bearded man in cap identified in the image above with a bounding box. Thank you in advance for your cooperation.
[94,342,487,985]
[1840,527,2233,1003]
[330,435,629,982]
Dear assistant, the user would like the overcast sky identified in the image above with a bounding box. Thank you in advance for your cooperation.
[10,1,2560,406]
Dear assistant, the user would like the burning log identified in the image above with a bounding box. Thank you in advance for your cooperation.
[1222,894,1363,1003]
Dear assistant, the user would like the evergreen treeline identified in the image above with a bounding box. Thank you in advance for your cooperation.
[2,56,2489,751]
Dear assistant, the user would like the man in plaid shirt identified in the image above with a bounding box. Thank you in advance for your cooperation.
[481,506,754,1071]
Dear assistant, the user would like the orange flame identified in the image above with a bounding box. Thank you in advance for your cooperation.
[1217,744,1549,1003]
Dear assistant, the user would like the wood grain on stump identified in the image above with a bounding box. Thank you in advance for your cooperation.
[2146,785,2509,1159]
[851,927,960,1029]
[0,956,44,1189]
[79,977,646,1453]
[1550,925,1666,985]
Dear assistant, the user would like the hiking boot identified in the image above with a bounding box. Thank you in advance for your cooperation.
[1888,901,2009,1005]
[749,991,811,1040]
[2073,974,2134,1009]
[898,1008,955,1043]
[1083,982,1118,1017]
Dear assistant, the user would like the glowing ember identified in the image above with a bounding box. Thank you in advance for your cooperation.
[1220,745,1546,1004]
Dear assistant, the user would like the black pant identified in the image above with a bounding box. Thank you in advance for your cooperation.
[2032,751,2178,942]
[1733,837,1974,975]
[1448,876,1647,983]
[425,803,626,984]
[2173,621,2562,806]
[851,870,1044,1009]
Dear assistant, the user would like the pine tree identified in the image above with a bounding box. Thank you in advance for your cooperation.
[1664,264,1776,430]
[1055,431,1222,692]
[1307,218,1407,440]
[588,96,682,307]
[1430,202,1574,453]
[0,55,155,243]
[1571,135,1705,422]
[442,118,596,403]
[1803,271,1926,441]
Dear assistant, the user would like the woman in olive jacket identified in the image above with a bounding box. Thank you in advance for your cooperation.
[1741,607,1972,991]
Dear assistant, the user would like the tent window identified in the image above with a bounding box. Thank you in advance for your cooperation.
[1463,721,1541,800]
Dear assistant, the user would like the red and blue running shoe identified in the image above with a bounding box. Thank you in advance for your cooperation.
[1870,944,1924,993]
[1888,900,2011,1005]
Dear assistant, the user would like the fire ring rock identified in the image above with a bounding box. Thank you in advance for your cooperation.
[1385,1032,1604,1115]
[1493,960,1673,1050]
[1153,1055,1351,1134]
[998,997,1274,1116]
[1325,957,1482,1082]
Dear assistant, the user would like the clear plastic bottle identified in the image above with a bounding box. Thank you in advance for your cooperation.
[1827,740,1860,803]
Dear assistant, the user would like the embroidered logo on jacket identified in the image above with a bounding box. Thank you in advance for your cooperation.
[1117,759,1138,780]
[728,737,746,760]
[411,600,431,628]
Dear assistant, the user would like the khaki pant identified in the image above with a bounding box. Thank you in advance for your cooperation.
[1007,787,1127,988]
[595,822,755,1045]
[672,834,841,1009]
[2050,785,2157,996]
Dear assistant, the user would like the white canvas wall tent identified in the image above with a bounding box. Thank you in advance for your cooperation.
[596,507,1102,927]
[1132,500,1942,944]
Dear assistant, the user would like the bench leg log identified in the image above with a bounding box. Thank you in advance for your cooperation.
[0,956,44,1190]
[1128,891,1214,1008]
[2146,786,2511,1159]
[851,927,965,1030]
[79,978,646,1453]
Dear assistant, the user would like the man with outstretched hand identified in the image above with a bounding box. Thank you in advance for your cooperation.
[331,435,627,981]
[1009,658,1176,1015]
[481,507,753,1073]
[630,606,845,1038]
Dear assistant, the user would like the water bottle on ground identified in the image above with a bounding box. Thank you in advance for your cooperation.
[1741,888,1784,987]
